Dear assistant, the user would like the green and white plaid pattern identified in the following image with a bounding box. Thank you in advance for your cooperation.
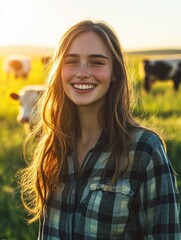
[38,130,181,239]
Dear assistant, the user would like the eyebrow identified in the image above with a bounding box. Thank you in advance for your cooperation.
[65,54,109,60]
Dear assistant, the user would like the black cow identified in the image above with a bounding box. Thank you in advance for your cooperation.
[143,59,181,92]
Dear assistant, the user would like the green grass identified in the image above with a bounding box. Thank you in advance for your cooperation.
[0,54,181,239]
[0,56,44,239]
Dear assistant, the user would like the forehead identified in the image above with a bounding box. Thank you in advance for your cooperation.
[66,32,112,56]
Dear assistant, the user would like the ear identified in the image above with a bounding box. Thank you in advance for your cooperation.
[111,76,116,83]
[9,92,19,100]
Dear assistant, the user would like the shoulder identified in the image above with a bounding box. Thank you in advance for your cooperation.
[130,128,163,151]
[129,128,168,171]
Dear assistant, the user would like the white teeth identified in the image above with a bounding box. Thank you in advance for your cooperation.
[73,84,95,90]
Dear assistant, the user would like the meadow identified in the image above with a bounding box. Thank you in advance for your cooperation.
[0,52,181,239]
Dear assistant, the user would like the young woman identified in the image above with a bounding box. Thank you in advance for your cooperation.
[18,20,180,239]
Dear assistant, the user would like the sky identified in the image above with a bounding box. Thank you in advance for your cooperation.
[0,0,181,51]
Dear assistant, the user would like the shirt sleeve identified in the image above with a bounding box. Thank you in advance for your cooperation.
[137,143,181,240]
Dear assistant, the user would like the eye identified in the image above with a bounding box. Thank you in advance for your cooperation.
[64,59,78,65]
[90,60,105,66]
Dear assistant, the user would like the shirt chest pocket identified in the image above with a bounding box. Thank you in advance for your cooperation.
[80,180,136,237]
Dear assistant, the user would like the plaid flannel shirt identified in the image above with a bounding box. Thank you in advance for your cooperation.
[38,129,181,240]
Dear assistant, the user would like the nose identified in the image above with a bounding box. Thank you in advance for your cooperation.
[76,63,90,79]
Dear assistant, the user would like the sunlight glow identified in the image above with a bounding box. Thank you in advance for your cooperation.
[0,0,181,51]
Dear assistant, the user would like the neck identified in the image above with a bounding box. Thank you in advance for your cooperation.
[77,104,102,144]
[75,104,103,170]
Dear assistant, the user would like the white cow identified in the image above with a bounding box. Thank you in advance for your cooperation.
[10,85,46,124]
[4,55,31,79]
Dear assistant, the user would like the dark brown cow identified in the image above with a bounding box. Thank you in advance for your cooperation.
[41,56,51,65]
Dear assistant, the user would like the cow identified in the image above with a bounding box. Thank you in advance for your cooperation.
[143,58,181,92]
[4,55,31,79]
[41,56,51,65]
[9,85,45,124]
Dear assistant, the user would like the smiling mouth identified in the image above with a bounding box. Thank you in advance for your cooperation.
[72,83,96,90]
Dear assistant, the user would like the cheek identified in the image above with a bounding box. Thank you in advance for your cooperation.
[60,70,68,93]
[61,68,75,82]
[61,72,67,83]
[92,69,112,82]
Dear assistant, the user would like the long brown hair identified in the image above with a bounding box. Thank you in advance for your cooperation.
[17,20,141,223]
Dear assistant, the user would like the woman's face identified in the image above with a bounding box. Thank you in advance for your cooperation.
[61,31,114,108]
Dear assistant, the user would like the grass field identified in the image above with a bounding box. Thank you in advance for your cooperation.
[0,52,181,239]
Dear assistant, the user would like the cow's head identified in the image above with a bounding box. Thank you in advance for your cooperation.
[10,89,43,124]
